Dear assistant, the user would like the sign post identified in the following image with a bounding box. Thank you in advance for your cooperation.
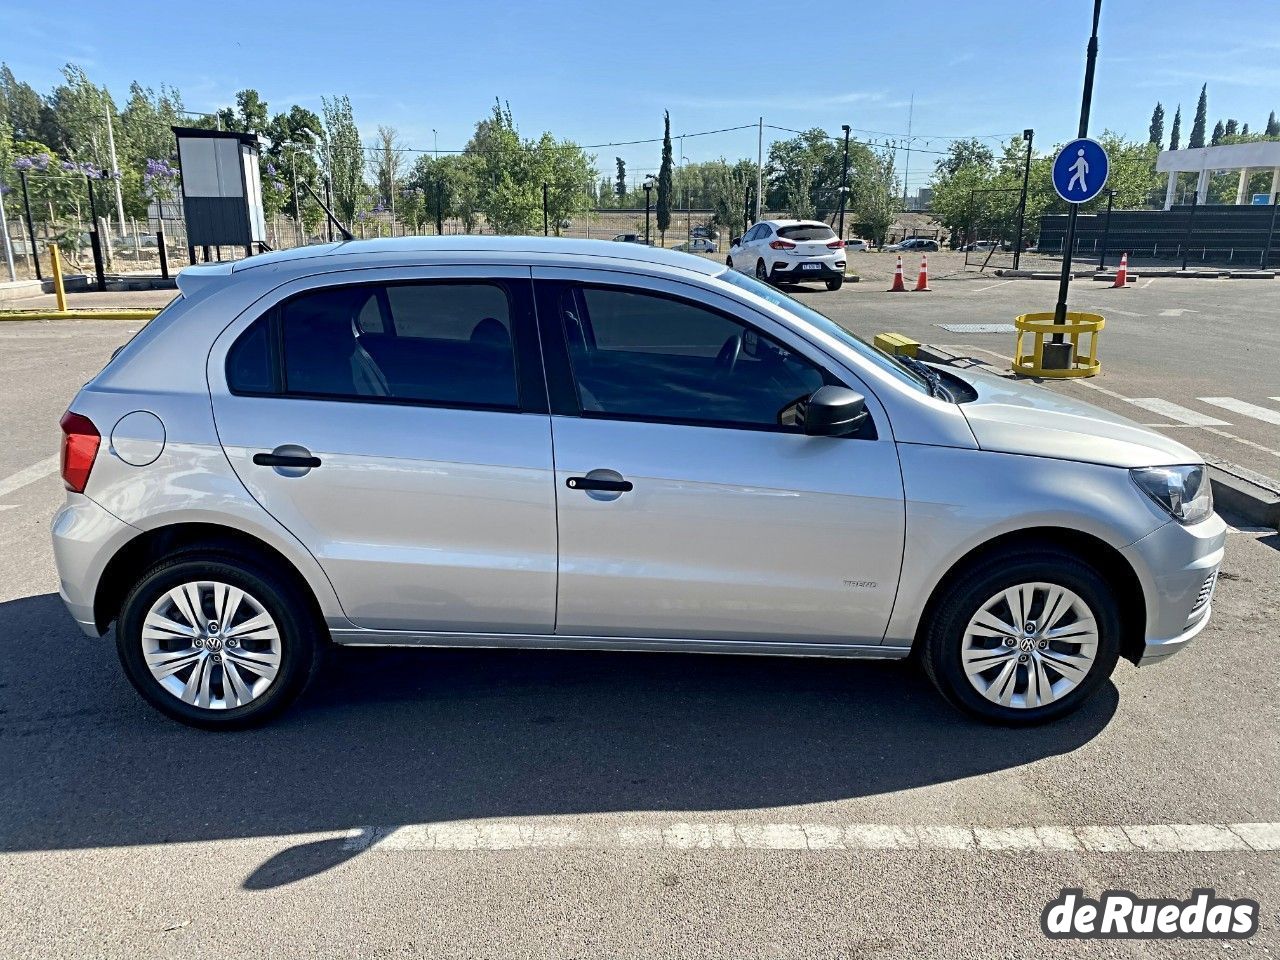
[1046,0,1105,370]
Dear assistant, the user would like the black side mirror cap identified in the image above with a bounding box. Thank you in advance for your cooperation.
[730,237,741,247]
[800,386,870,437]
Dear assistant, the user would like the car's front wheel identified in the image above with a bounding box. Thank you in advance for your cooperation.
[116,554,322,729]
[921,548,1120,724]
[755,259,769,283]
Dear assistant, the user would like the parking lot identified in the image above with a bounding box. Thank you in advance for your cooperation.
[1,275,1278,956]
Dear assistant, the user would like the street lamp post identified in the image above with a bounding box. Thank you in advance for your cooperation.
[1013,128,1034,270]
[1097,188,1116,269]
[643,175,656,245]
[837,124,851,241]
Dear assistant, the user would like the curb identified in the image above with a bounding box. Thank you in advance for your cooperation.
[0,309,161,322]
[1206,461,1280,531]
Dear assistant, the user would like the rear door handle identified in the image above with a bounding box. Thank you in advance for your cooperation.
[253,452,322,468]
[567,476,632,493]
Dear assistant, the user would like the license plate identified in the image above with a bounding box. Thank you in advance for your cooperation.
[801,263,821,270]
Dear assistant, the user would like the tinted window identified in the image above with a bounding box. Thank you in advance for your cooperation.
[561,286,827,429]
[277,282,518,407]
[226,316,274,394]
[778,225,836,242]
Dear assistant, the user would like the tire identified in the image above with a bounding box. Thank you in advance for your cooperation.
[825,276,844,291]
[920,547,1120,725]
[116,553,323,729]
[755,259,769,283]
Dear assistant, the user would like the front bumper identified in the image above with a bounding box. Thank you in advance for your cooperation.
[770,259,844,282]
[1121,512,1227,666]
[51,493,140,637]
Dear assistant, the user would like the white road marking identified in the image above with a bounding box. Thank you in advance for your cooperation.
[1159,308,1199,317]
[1099,307,1145,317]
[971,280,1014,293]
[1141,277,1156,288]
[0,504,19,512]
[1199,397,1280,426]
[936,323,1017,333]
[1127,398,1230,427]
[0,455,59,499]
[338,820,1280,853]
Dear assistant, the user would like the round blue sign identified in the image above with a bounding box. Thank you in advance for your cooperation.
[1052,138,1109,203]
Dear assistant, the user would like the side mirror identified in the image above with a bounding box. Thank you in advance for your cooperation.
[799,386,869,437]
[730,236,741,247]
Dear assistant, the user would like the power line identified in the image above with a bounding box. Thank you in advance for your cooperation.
[359,122,759,156]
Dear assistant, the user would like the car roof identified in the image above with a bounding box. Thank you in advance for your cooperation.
[221,235,723,277]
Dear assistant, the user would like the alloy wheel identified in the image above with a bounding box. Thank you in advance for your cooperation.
[959,582,1099,710]
[141,581,282,710]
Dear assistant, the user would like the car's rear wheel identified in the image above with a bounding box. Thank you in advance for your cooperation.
[116,554,322,729]
[921,548,1120,725]
[825,276,844,291]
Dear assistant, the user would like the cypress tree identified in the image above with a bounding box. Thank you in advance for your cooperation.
[1224,118,1239,138]
[615,157,626,198]
[1148,102,1165,147]
[1211,120,1225,146]
[1241,123,1250,137]
[1189,84,1208,148]
[1267,111,1280,137]
[1169,105,1182,149]
[657,110,673,240]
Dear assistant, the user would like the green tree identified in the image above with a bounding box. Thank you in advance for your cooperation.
[467,99,537,233]
[656,111,673,240]
[1169,105,1182,150]
[934,138,995,178]
[263,105,324,232]
[1210,120,1224,146]
[217,89,269,134]
[321,95,364,226]
[1267,111,1280,137]
[615,157,626,198]
[707,158,756,236]
[1189,84,1208,148]
[0,64,51,142]
[1224,118,1238,139]
[371,124,403,226]
[765,128,843,219]
[851,150,899,246]
[1148,102,1164,147]
[532,132,593,236]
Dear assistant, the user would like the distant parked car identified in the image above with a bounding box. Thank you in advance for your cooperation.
[675,238,718,253]
[612,234,649,245]
[691,226,720,240]
[726,219,847,291]
[960,240,999,252]
[885,238,940,253]
[845,237,871,252]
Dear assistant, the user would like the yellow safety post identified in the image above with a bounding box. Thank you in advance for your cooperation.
[1012,311,1104,378]
[49,243,67,312]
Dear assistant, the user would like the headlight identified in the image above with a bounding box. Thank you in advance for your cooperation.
[1131,465,1213,524]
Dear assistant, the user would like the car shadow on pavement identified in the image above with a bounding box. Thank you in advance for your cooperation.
[0,592,1119,889]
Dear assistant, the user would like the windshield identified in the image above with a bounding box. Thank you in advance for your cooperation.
[716,269,932,394]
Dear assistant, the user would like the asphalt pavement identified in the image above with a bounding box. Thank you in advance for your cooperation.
[1,309,1278,958]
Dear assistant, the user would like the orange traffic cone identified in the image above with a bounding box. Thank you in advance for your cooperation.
[914,254,931,291]
[888,255,907,292]
[1112,252,1129,288]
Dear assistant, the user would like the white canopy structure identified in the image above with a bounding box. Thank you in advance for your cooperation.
[1157,141,1280,209]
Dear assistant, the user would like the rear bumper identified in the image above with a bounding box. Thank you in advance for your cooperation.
[51,493,139,637]
[1121,513,1227,666]
[770,260,844,282]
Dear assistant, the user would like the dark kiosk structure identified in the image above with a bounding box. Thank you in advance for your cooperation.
[172,126,269,261]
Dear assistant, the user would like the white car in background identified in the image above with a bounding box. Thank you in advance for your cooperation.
[845,237,871,253]
[675,238,718,253]
[727,220,847,291]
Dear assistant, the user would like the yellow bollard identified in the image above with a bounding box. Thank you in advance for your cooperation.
[49,243,67,313]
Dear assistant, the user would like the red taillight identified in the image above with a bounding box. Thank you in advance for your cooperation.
[827,239,845,249]
[769,239,796,250]
[60,411,100,493]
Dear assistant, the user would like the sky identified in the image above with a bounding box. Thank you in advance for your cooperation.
[3,0,1279,193]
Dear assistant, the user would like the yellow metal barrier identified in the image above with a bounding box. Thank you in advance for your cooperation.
[1012,311,1104,378]
[874,331,920,357]
[0,309,161,321]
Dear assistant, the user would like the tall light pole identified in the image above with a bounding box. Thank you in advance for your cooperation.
[643,175,656,245]
[1013,128,1034,269]
[432,129,438,161]
[755,117,764,220]
[104,102,127,238]
[837,124,851,240]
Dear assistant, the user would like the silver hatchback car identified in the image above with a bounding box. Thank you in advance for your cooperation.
[53,238,1225,728]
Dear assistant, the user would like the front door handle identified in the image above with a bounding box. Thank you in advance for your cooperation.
[567,476,632,493]
[254,452,322,468]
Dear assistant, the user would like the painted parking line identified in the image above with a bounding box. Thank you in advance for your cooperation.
[1199,398,1280,426]
[0,455,59,500]
[340,820,1280,854]
[1127,398,1230,427]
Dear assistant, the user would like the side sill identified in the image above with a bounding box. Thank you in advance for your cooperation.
[329,630,912,660]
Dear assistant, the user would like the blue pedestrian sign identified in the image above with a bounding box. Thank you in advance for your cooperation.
[1052,138,1109,203]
